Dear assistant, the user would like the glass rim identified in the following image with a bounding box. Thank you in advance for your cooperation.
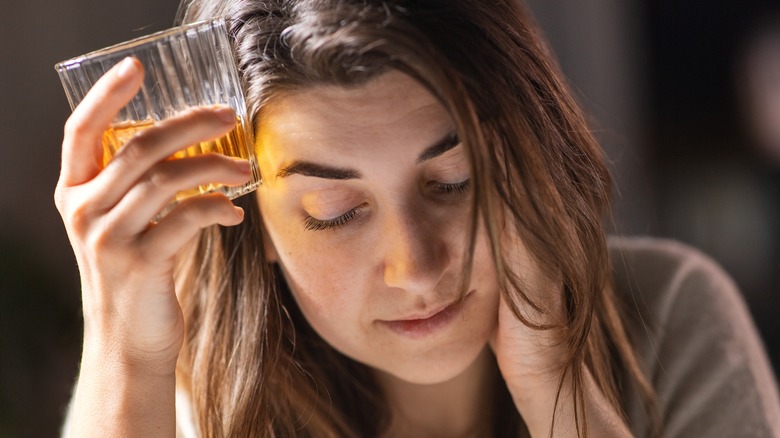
[54,18,225,72]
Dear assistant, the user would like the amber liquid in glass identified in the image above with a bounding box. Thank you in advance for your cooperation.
[101,117,254,202]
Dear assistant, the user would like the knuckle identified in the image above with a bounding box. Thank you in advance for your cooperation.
[112,134,152,167]
[53,185,67,212]
[59,198,94,236]
[178,196,230,228]
[144,166,175,191]
[84,224,112,254]
[124,136,151,160]
[63,115,87,140]
[178,199,207,228]
[55,187,109,235]
[69,201,93,231]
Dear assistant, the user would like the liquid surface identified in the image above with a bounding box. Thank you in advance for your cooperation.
[101,117,258,202]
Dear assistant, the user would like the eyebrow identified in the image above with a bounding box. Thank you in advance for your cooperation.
[275,131,460,180]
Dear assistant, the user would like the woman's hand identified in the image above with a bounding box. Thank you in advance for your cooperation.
[56,57,251,436]
[488,241,568,411]
[489,240,632,437]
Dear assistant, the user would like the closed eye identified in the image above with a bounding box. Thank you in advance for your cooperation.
[430,178,471,195]
[301,179,469,232]
[303,204,365,231]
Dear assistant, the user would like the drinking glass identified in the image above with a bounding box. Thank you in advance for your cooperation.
[55,19,261,217]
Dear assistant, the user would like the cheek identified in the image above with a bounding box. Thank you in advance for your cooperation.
[276,236,361,315]
[277,250,370,356]
[264,211,373,350]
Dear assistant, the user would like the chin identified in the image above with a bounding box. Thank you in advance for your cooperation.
[377,338,491,385]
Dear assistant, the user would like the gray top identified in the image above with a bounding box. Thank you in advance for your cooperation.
[171,237,780,437]
[611,236,780,437]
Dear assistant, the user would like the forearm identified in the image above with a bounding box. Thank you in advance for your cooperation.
[64,344,176,438]
[53,55,235,438]
[509,367,632,438]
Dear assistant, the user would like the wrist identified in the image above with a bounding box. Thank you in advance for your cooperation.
[81,332,180,378]
[81,299,184,377]
[69,347,177,437]
[506,368,577,437]
[81,341,179,378]
[506,366,633,438]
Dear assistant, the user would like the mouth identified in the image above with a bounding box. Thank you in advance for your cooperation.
[378,291,473,339]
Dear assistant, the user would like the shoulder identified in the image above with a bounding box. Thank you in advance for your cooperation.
[608,235,733,290]
[607,235,738,328]
[608,236,780,437]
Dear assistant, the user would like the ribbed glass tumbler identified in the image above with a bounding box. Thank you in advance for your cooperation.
[55,19,261,217]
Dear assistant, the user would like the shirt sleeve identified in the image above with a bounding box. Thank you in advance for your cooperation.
[611,237,780,438]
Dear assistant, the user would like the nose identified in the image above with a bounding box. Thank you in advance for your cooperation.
[381,206,451,295]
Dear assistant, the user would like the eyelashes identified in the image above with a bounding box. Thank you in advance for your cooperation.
[304,205,363,231]
[430,178,472,195]
[303,179,471,232]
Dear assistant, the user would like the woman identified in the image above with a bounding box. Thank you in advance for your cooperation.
[58,0,780,436]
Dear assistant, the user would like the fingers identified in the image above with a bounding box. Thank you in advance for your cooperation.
[90,106,238,211]
[107,153,252,233]
[56,57,250,270]
[60,57,144,187]
[139,194,245,262]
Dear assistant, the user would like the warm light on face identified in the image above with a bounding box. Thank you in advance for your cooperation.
[253,71,501,384]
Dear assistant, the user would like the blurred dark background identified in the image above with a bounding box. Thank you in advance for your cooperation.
[1,0,778,436]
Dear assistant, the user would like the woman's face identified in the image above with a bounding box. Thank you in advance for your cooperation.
[255,71,500,384]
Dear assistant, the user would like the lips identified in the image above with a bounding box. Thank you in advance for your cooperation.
[378,292,472,339]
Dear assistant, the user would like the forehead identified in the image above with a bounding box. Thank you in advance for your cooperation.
[256,71,453,160]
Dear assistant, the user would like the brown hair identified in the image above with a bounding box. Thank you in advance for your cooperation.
[174,0,658,436]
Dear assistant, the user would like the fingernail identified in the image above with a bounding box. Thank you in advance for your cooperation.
[215,107,236,124]
[116,57,138,79]
[234,206,245,219]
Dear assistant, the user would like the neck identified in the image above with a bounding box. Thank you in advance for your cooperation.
[375,347,498,438]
